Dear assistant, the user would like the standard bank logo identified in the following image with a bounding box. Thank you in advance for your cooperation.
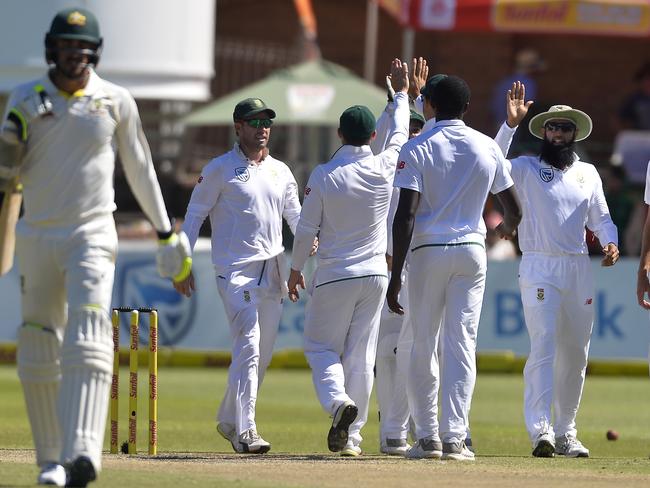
[113,258,195,346]
[540,167,554,182]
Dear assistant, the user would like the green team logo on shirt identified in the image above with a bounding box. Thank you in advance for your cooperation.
[235,167,250,182]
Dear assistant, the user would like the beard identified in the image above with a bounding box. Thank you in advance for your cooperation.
[539,137,576,170]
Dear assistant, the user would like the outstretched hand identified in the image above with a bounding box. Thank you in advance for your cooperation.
[390,58,409,95]
[408,57,428,100]
[506,81,533,128]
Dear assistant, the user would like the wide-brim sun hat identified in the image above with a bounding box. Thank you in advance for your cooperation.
[528,105,592,142]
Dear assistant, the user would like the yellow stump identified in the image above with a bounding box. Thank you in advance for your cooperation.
[148,310,158,456]
[128,310,139,455]
[110,310,120,454]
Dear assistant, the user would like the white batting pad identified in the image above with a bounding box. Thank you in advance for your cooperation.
[17,324,63,466]
[59,307,113,471]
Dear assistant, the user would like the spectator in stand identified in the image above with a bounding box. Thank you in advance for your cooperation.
[491,48,545,130]
[618,62,650,131]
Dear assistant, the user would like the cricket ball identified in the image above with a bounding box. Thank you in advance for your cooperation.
[606,429,619,441]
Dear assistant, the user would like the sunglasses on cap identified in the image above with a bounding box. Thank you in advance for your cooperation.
[544,122,576,133]
[244,118,273,129]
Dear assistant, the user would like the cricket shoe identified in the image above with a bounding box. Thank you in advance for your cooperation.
[465,436,475,453]
[532,432,555,458]
[341,441,362,457]
[405,436,442,459]
[380,438,410,456]
[65,456,96,487]
[236,429,271,454]
[555,434,589,458]
[441,440,475,461]
[328,400,358,452]
[37,463,66,486]
[217,422,239,452]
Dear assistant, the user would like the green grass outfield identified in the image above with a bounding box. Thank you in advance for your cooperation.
[1,365,649,487]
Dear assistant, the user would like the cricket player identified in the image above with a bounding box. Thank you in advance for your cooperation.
[373,58,431,456]
[636,161,650,312]
[375,77,531,457]
[372,74,426,455]
[174,98,301,455]
[496,102,619,458]
[388,75,522,461]
[287,58,410,457]
[0,7,190,487]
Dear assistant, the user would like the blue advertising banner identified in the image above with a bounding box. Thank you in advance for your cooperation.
[0,240,648,360]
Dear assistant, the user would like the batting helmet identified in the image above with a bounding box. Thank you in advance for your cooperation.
[45,7,103,70]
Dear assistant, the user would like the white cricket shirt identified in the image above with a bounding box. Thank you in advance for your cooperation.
[181,144,300,274]
[506,155,617,254]
[291,92,409,286]
[394,119,513,249]
[1,71,171,231]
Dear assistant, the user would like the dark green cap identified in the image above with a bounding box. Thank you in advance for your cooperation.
[339,105,376,142]
[409,110,425,126]
[420,73,448,100]
[48,7,102,44]
[233,98,276,121]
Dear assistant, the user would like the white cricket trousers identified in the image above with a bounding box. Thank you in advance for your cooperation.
[376,269,412,441]
[407,244,486,443]
[216,256,283,436]
[519,253,594,442]
[304,275,387,448]
[16,217,117,470]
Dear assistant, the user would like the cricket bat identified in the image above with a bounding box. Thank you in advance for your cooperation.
[0,176,22,276]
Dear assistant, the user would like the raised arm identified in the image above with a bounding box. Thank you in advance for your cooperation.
[494,81,534,157]
[378,59,410,165]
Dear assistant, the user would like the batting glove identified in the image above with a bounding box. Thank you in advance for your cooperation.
[7,85,53,143]
[156,231,192,283]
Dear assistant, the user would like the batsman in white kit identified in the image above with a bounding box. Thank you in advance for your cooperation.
[388,75,522,461]
[0,7,190,487]
[174,98,301,454]
[287,59,410,456]
[496,101,619,458]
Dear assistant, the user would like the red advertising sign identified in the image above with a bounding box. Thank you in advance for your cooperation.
[378,0,650,36]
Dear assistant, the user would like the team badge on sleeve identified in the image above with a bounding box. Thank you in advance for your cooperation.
[235,167,250,182]
[539,168,554,182]
[537,288,545,301]
[398,161,406,169]
[304,187,311,196]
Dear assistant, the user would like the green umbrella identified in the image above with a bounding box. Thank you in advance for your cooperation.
[183,59,389,126]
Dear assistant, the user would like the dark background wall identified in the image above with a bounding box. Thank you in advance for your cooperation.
[207,0,649,165]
